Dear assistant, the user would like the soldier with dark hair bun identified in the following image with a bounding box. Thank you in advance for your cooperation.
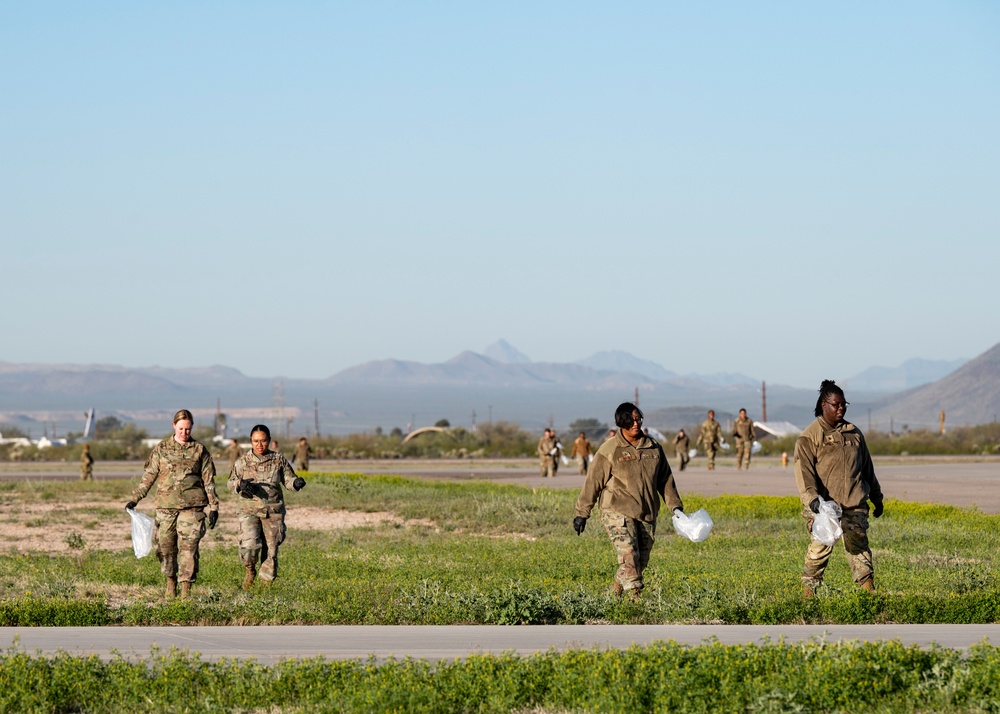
[229,424,306,590]
[795,380,884,598]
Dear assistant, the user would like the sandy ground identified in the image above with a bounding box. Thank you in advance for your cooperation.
[1,455,996,555]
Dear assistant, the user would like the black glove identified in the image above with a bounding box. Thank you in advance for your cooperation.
[236,480,254,498]
[872,500,884,519]
[673,508,684,516]
[573,516,587,535]
[125,501,137,511]
[809,498,820,514]
[292,477,306,492]
[207,510,218,529]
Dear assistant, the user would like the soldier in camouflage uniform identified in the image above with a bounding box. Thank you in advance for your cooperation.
[293,437,312,472]
[732,409,757,470]
[696,410,722,470]
[229,424,306,589]
[536,428,560,478]
[573,403,684,599]
[796,380,884,597]
[672,429,690,471]
[79,443,94,481]
[569,431,592,475]
[225,438,243,473]
[125,409,220,599]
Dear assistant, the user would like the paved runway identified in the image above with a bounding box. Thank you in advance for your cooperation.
[3,625,999,663]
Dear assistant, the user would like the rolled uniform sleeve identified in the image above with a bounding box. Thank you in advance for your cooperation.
[200,450,219,511]
[132,448,161,503]
[656,452,683,513]
[280,456,299,489]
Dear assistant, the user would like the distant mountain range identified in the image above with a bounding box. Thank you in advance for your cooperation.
[0,340,992,436]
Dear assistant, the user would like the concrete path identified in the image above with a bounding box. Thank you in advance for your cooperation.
[3,625,999,663]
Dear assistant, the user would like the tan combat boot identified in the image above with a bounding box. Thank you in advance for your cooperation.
[242,565,256,591]
[180,581,192,599]
[165,577,177,598]
[611,581,624,598]
[803,582,816,599]
[859,575,875,592]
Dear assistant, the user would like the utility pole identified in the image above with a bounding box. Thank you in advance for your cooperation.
[314,398,320,437]
[761,381,767,423]
[471,410,477,432]
[488,405,493,425]
[634,387,639,408]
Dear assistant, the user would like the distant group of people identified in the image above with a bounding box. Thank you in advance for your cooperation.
[567,380,883,600]
[124,410,309,599]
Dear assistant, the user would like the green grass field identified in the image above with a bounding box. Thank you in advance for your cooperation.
[1,472,998,626]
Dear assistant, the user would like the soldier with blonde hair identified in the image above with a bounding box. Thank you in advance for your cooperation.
[125,409,220,599]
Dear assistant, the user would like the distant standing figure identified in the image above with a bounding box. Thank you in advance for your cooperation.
[229,424,306,589]
[672,430,690,471]
[79,444,94,481]
[697,410,722,470]
[537,428,560,478]
[293,437,312,472]
[125,409,220,599]
[606,429,617,441]
[795,380,884,598]
[225,439,243,472]
[573,402,684,599]
[570,431,593,475]
[732,409,757,470]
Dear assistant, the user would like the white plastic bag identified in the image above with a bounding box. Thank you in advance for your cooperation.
[127,508,155,558]
[672,508,714,542]
[811,496,843,546]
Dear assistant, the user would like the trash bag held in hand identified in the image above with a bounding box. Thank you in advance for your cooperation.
[811,496,843,546]
[672,508,714,542]
[127,508,155,558]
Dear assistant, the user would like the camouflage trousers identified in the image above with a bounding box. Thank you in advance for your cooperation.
[237,511,287,582]
[704,446,718,469]
[601,510,656,593]
[736,440,752,469]
[79,466,93,481]
[540,457,558,479]
[802,506,873,586]
[154,508,207,583]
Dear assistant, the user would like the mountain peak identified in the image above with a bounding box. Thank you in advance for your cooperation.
[483,340,532,364]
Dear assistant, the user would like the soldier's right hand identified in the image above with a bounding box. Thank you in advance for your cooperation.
[573,516,587,535]
[236,480,253,498]
[809,498,820,514]
[125,501,137,511]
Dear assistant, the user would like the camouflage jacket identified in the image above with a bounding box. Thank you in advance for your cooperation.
[795,417,883,510]
[293,442,311,466]
[537,436,560,462]
[697,419,722,448]
[733,417,756,443]
[673,432,690,455]
[228,449,299,516]
[225,442,243,468]
[575,431,682,524]
[133,436,219,511]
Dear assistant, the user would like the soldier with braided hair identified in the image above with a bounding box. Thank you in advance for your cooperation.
[795,380,884,598]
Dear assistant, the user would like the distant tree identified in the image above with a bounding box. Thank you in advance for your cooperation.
[375,426,383,436]
[568,418,608,440]
[0,424,28,438]
[390,427,403,438]
[94,416,124,439]
[435,419,451,428]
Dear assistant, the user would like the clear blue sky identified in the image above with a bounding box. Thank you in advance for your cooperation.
[3,2,999,388]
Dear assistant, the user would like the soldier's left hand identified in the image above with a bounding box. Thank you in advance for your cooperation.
[207,510,219,529]
[292,477,306,491]
[573,516,587,535]
[872,500,884,519]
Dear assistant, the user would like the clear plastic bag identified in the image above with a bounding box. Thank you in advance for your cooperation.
[672,508,714,542]
[811,496,843,546]
[127,507,155,558]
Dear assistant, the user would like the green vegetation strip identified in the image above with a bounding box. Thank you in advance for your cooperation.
[3,640,1000,713]
[1,474,998,626]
